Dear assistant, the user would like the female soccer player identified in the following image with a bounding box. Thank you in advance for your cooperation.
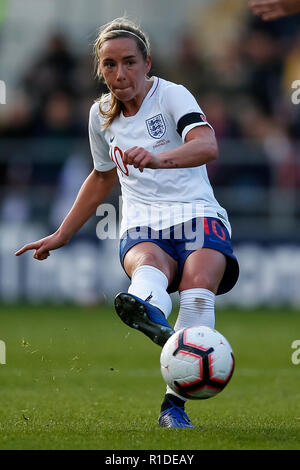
[15,17,239,428]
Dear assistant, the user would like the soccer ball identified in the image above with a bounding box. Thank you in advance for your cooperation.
[160,326,235,400]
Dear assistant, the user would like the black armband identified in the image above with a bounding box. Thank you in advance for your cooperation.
[176,112,207,137]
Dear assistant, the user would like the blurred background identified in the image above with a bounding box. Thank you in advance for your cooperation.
[0,0,300,307]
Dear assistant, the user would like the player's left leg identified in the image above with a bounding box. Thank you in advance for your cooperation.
[158,248,226,428]
[175,247,226,329]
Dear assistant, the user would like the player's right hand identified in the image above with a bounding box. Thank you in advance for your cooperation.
[14,232,68,261]
[123,146,160,172]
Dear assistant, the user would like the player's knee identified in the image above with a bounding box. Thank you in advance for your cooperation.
[124,244,177,281]
[131,252,169,277]
[179,273,217,293]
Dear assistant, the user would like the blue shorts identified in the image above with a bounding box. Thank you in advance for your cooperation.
[119,217,239,295]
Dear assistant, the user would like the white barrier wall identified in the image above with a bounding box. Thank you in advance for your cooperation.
[1,223,300,307]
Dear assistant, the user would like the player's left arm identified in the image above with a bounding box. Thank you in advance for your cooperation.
[123,125,218,172]
[158,125,218,169]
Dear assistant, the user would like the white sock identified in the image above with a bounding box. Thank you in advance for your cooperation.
[166,385,188,401]
[174,288,215,331]
[128,265,172,318]
[166,288,215,401]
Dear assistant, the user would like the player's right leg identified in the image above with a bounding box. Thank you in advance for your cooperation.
[115,241,177,347]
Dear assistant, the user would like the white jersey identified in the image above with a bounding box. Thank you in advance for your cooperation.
[89,76,231,237]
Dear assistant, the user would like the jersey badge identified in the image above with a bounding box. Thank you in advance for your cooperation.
[146,114,166,139]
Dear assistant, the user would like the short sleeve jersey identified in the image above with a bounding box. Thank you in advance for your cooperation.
[89,76,231,237]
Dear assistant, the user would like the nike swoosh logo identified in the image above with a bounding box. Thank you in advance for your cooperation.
[110,136,115,143]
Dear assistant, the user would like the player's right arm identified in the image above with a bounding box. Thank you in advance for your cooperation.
[15,167,118,260]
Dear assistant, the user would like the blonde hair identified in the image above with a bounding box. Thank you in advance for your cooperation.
[94,17,151,129]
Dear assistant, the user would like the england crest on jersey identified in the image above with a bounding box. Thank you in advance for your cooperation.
[146,114,166,139]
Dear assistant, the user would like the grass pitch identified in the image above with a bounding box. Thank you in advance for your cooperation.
[0,303,299,450]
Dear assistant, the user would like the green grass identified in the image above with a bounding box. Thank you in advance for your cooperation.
[0,303,299,450]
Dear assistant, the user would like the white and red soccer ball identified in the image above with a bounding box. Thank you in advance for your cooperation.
[160,326,235,400]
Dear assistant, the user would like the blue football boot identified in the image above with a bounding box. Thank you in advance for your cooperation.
[158,404,194,429]
[114,292,174,347]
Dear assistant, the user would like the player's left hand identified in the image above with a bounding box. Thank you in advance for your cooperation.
[123,146,160,172]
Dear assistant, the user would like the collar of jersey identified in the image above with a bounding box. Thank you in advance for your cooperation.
[120,76,158,121]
